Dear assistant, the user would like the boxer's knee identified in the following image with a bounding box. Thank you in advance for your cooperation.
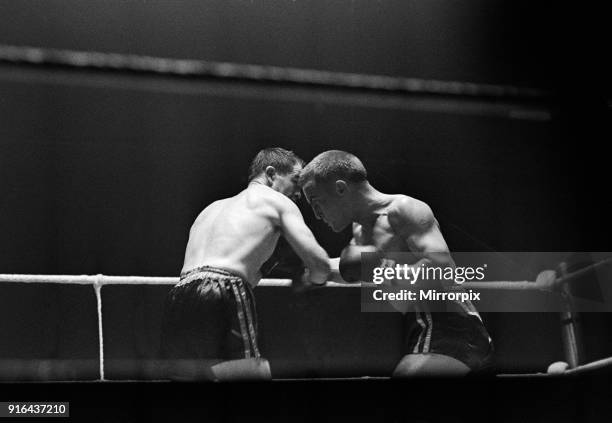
[164,359,220,381]
[211,357,271,381]
[392,353,470,378]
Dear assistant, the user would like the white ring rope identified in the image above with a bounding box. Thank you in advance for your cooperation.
[0,274,567,291]
[0,274,292,286]
[2,254,610,290]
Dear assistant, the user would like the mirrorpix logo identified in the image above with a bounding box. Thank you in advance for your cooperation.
[370,260,485,303]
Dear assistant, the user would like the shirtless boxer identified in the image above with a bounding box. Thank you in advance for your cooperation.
[161,148,330,381]
[299,150,493,376]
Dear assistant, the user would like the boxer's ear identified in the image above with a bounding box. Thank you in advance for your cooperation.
[265,166,276,181]
[335,180,348,196]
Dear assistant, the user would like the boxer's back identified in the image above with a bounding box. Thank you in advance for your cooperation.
[181,184,283,285]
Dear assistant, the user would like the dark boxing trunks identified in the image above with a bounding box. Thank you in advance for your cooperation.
[160,266,260,362]
[403,299,494,372]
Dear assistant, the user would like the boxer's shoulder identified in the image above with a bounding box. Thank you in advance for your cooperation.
[247,184,293,210]
[262,188,303,229]
[202,198,225,212]
[192,199,226,225]
[387,195,434,233]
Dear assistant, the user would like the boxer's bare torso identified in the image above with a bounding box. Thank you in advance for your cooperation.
[182,184,293,287]
[352,194,449,262]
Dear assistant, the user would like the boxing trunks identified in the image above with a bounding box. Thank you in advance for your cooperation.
[403,298,494,373]
[160,266,260,362]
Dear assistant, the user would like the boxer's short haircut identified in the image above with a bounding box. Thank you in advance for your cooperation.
[299,150,367,186]
[248,148,304,182]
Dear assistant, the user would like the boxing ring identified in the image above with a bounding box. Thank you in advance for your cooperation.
[0,44,610,382]
[1,257,611,381]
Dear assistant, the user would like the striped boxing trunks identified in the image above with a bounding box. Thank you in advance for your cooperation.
[160,266,260,363]
[404,298,495,373]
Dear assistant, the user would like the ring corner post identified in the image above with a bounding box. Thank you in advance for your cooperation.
[558,262,584,369]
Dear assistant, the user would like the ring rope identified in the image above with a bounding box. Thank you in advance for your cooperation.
[0,276,564,290]
[1,256,609,290]
[497,356,612,377]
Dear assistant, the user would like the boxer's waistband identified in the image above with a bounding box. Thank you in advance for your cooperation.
[178,265,245,286]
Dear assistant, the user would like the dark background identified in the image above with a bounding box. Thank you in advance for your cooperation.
[0,0,610,379]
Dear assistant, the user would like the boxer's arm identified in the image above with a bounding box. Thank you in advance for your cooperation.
[388,198,454,272]
[279,200,331,285]
[328,257,347,283]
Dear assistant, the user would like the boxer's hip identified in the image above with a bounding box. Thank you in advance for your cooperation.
[404,305,494,372]
[169,265,256,323]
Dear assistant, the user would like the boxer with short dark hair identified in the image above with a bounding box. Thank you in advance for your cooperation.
[161,147,330,381]
[300,150,493,376]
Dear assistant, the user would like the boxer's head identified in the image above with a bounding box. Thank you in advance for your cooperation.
[249,148,304,201]
[299,150,367,232]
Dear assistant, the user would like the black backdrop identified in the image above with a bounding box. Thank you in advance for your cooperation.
[0,0,610,379]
